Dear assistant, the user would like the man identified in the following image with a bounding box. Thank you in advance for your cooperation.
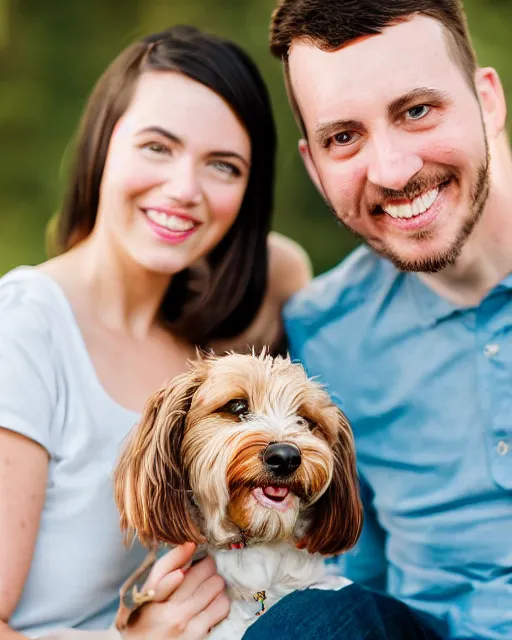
[264,1,511,639]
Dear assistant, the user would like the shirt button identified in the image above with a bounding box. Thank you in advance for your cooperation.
[497,440,509,456]
[483,343,500,358]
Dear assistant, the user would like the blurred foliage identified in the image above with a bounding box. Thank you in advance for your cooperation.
[1,0,512,276]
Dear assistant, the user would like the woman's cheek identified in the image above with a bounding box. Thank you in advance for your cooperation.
[208,182,247,224]
[115,161,166,197]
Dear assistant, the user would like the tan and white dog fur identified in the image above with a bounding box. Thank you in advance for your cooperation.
[114,352,363,638]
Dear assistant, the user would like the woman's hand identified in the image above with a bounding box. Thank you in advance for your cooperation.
[122,543,230,640]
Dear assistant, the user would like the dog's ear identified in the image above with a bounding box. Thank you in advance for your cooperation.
[297,407,363,555]
[114,363,207,548]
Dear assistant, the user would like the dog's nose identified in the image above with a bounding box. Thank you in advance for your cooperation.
[263,443,302,477]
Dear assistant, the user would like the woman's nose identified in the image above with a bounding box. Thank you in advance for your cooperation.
[161,159,203,206]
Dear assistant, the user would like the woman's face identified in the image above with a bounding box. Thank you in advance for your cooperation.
[94,71,251,274]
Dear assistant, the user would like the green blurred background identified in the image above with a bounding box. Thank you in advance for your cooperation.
[1,0,511,276]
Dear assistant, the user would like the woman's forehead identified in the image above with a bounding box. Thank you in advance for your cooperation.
[117,70,251,157]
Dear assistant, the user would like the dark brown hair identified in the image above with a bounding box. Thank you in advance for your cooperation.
[55,26,276,346]
[270,0,477,133]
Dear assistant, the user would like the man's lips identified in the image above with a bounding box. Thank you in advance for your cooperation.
[367,179,453,232]
[371,178,452,218]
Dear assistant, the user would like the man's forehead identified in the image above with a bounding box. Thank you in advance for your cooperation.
[288,15,452,99]
[287,15,460,135]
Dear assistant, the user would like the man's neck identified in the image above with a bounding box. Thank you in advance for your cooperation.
[418,139,512,307]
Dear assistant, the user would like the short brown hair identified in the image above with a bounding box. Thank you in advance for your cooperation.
[55,26,276,347]
[270,0,477,133]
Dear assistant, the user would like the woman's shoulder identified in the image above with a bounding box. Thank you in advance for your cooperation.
[0,266,61,328]
[266,231,313,304]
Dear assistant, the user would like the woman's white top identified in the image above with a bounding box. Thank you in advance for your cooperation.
[0,267,147,637]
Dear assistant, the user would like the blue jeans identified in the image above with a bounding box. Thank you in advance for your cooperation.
[243,583,443,640]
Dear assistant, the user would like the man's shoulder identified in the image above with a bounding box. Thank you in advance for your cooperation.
[284,245,397,336]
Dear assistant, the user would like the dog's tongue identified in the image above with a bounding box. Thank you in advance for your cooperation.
[263,486,290,499]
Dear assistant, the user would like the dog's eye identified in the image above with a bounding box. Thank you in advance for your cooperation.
[297,416,315,431]
[219,399,249,417]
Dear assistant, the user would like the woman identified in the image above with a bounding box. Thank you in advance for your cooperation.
[0,26,311,640]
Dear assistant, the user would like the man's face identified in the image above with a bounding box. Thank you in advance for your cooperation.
[289,16,491,272]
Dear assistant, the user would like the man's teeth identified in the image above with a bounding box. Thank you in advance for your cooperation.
[146,209,195,232]
[382,188,439,219]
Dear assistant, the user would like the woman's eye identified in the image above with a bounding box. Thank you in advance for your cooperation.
[219,399,249,417]
[211,160,241,177]
[405,105,431,120]
[330,131,361,147]
[142,142,170,155]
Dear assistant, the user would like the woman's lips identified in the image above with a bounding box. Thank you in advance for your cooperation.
[142,208,200,244]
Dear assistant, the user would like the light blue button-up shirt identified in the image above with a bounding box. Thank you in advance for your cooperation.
[284,246,512,640]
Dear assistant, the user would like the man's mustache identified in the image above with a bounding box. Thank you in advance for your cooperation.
[371,170,456,206]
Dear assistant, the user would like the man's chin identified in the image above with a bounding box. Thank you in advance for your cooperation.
[375,241,463,274]
[396,254,459,274]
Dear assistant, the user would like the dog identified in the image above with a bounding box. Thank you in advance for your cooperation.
[113,351,363,638]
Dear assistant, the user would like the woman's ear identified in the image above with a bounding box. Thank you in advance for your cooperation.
[114,366,207,547]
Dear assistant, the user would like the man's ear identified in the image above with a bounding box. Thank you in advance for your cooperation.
[475,67,507,139]
[298,138,327,200]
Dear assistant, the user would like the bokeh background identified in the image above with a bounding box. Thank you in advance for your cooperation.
[1,0,511,276]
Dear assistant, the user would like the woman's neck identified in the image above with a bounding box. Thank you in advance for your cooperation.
[43,235,173,339]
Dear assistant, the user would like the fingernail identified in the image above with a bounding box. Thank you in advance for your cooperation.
[147,589,156,598]
[180,560,193,574]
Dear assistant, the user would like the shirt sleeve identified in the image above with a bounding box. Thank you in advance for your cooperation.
[0,283,58,452]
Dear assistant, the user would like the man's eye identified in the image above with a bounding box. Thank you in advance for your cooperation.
[218,399,249,417]
[405,105,431,120]
[331,131,360,146]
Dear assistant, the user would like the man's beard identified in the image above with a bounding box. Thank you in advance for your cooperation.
[327,146,490,274]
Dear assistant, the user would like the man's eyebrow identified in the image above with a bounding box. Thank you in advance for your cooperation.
[314,119,365,144]
[136,126,249,168]
[388,88,450,116]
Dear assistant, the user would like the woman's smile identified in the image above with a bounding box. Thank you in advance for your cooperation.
[141,206,202,245]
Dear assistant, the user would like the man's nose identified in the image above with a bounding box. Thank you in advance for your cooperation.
[366,132,423,192]
[161,158,203,206]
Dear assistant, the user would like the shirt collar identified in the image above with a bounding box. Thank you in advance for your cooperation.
[406,271,512,329]
[491,272,512,293]
[406,273,460,328]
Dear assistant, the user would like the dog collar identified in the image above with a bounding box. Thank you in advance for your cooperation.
[230,541,246,549]
[229,530,248,550]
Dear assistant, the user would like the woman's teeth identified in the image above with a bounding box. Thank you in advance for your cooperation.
[146,209,196,232]
[382,188,439,219]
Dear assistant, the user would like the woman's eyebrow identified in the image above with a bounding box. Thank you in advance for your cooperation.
[137,126,183,145]
[136,126,249,167]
